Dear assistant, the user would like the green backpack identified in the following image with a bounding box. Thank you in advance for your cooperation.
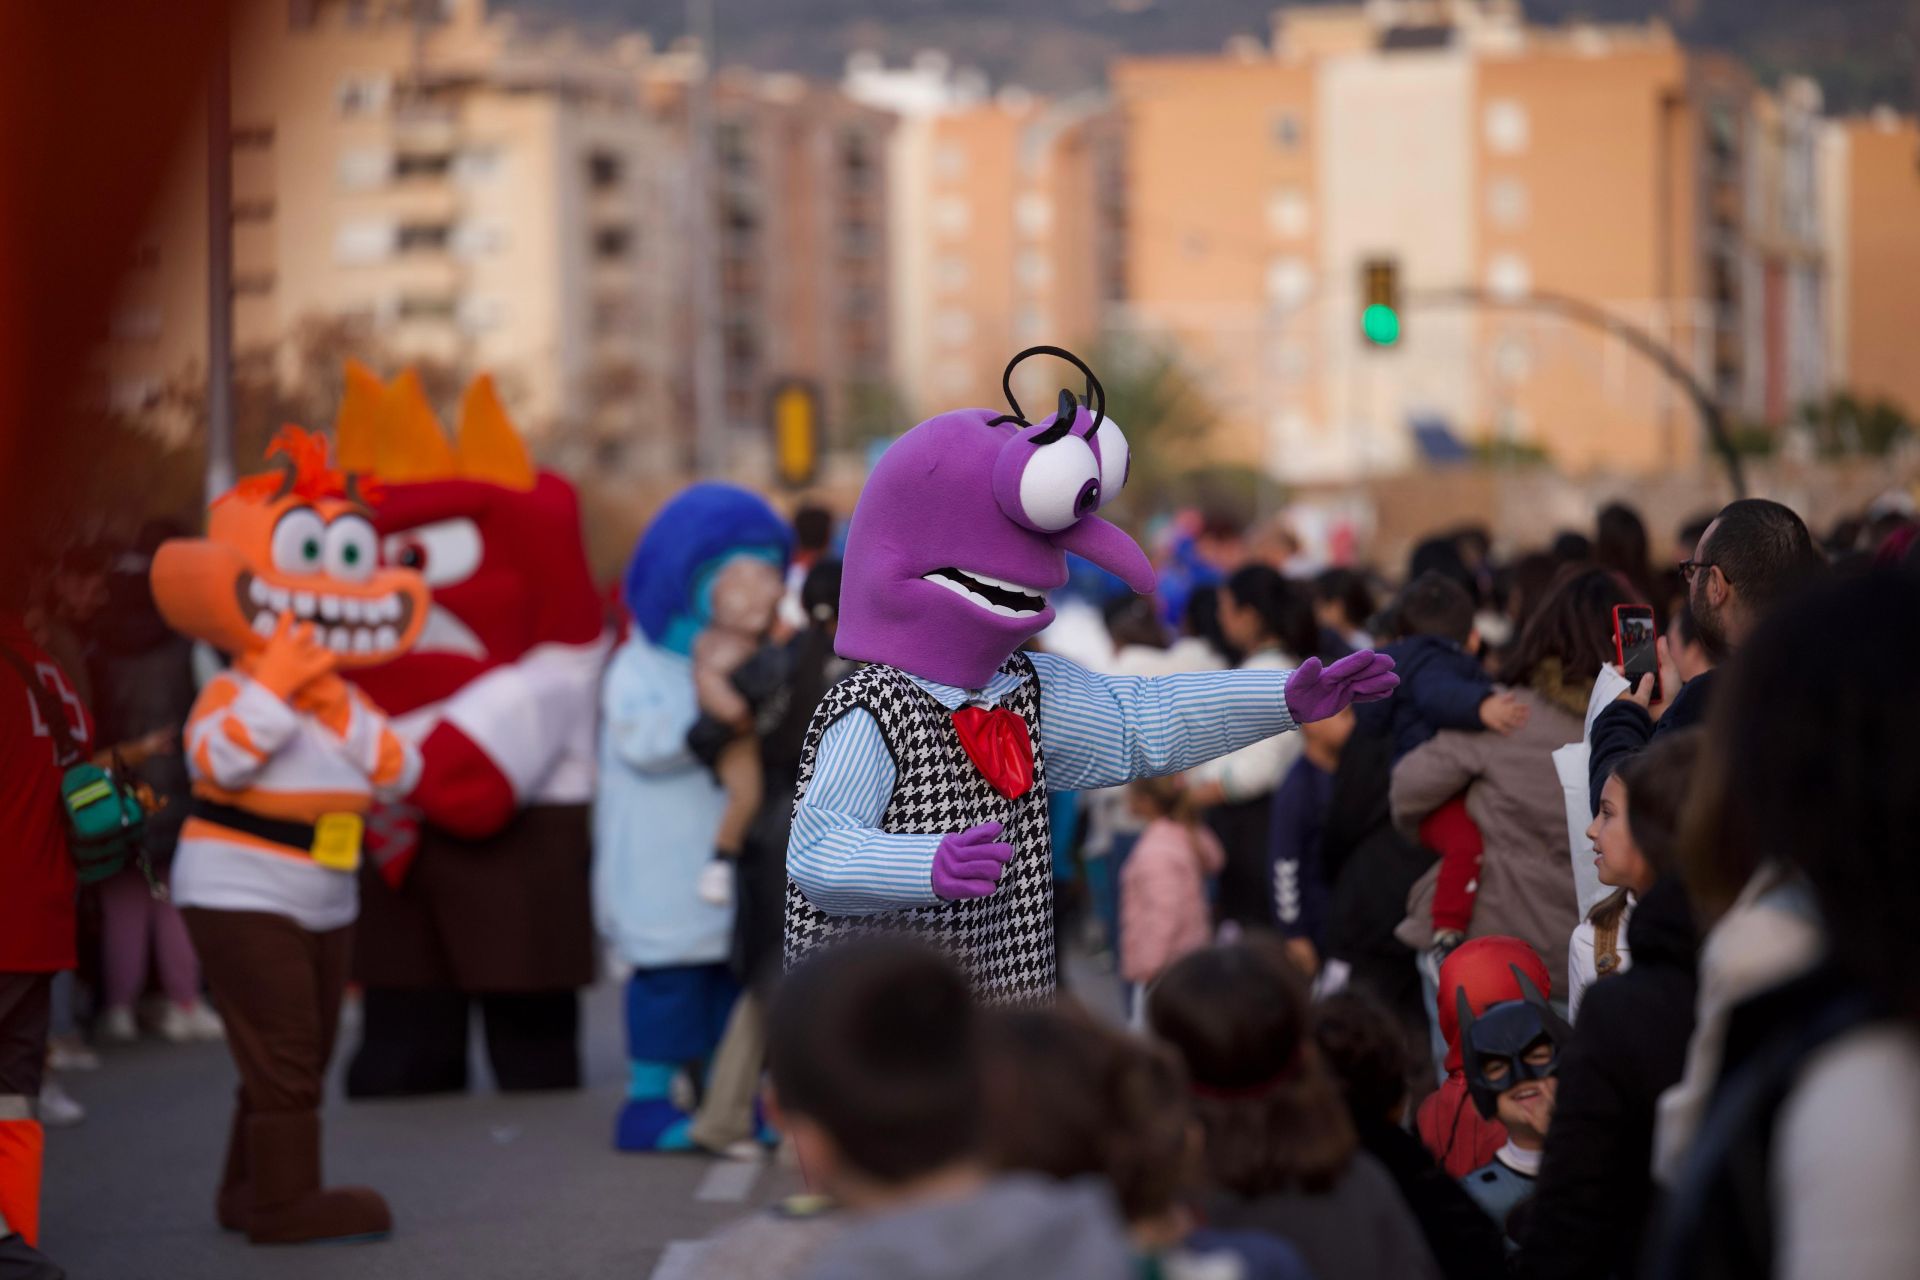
[3,642,148,884]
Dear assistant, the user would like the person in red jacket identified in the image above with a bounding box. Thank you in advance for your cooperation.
[1417,936,1555,1179]
[0,608,92,1265]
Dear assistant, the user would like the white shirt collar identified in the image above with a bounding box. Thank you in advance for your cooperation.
[902,665,1027,711]
[1495,1140,1543,1177]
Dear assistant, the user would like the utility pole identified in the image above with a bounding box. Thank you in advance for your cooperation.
[205,16,236,503]
[685,0,726,478]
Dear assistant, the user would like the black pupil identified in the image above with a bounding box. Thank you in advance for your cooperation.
[399,545,425,569]
[302,538,320,560]
[343,544,360,564]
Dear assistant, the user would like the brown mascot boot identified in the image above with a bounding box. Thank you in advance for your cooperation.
[216,1104,250,1231]
[245,1111,392,1245]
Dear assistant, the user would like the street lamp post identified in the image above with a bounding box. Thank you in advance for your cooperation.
[205,19,235,504]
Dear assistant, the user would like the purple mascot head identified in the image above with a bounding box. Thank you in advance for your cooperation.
[837,347,1156,689]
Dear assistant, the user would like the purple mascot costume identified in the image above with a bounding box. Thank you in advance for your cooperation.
[784,347,1399,1001]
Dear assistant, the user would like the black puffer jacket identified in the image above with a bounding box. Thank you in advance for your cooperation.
[1358,1115,1506,1280]
[1586,668,1717,815]
[1515,876,1699,1279]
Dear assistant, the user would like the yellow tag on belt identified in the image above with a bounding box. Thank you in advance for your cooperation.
[310,813,364,873]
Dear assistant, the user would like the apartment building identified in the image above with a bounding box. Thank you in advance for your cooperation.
[97,0,891,477]
[1112,0,1826,482]
[1821,110,1920,419]
[846,53,1124,417]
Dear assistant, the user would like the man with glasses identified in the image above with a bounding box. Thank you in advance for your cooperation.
[1588,499,1821,814]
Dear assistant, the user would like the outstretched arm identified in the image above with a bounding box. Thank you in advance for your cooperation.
[1030,649,1396,793]
[787,710,945,915]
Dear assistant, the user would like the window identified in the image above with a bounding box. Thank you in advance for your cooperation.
[935,308,974,346]
[842,221,875,257]
[231,197,275,223]
[1014,305,1047,342]
[717,122,750,173]
[394,151,453,179]
[936,256,970,291]
[451,220,505,258]
[1015,194,1051,237]
[1486,253,1530,300]
[1486,177,1528,227]
[1015,250,1050,289]
[337,75,391,117]
[1265,256,1312,309]
[1484,100,1528,155]
[397,294,457,322]
[457,295,504,334]
[397,223,451,252]
[934,142,967,181]
[233,271,275,297]
[933,197,970,236]
[1271,110,1303,151]
[334,219,395,264]
[337,147,391,190]
[594,226,632,260]
[454,148,502,185]
[1492,335,1531,384]
[1266,187,1310,238]
[587,150,622,190]
[843,130,874,190]
[231,124,276,149]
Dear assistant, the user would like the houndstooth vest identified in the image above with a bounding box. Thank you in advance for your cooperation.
[784,652,1056,1004]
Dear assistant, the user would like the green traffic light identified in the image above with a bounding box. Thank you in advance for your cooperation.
[1362,304,1400,346]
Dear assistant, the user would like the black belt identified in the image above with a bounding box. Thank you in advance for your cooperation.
[191,799,316,852]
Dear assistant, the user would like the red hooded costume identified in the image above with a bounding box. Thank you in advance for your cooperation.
[1417,935,1554,1178]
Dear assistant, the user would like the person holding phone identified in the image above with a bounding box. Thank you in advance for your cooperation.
[1586,500,1821,815]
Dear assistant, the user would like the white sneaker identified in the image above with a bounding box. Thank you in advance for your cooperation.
[46,1035,100,1071]
[98,1006,139,1043]
[183,1000,225,1041]
[158,1001,224,1043]
[38,1079,86,1127]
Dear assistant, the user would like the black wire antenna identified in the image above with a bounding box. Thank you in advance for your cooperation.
[987,345,1106,442]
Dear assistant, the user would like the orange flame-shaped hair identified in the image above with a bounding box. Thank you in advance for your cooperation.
[220,426,383,508]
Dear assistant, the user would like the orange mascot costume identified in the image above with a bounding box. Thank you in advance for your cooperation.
[150,428,426,1245]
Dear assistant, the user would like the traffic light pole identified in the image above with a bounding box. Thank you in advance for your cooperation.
[1406,286,1747,498]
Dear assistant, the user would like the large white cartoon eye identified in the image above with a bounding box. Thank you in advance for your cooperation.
[1016,436,1101,532]
[323,515,378,584]
[269,508,326,577]
[1091,416,1130,509]
[382,518,483,588]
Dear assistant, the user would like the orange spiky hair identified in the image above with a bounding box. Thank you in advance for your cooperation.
[334,360,536,491]
[220,426,383,508]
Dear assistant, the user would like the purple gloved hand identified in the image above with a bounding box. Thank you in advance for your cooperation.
[1284,650,1400,724]
[931,822,1017,901]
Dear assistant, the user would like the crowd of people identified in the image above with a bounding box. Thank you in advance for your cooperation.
[4,469,1919,1279]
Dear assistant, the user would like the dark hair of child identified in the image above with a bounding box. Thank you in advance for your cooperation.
[979,1002,1194,1223]
[767,938,981,1182]
[1311,991,1411,1127]
[1395,571,1476,647]
[1314,568,1376,633]
[1148,938,1356,1196]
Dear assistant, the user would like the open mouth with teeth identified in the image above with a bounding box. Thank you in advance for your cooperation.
[922,567,1049,618]
[235,570,416,660]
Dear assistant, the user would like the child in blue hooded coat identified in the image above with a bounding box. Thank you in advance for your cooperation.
[594,484,792,1152]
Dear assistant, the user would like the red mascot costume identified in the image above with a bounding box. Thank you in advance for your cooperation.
[335,362,610,1095]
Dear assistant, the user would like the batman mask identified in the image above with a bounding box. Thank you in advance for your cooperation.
[1457,964,1574,1120]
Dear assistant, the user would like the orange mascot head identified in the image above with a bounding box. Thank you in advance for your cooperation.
[151,426,429,665]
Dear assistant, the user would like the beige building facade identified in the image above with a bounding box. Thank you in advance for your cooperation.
[846,54,1123,418]
[1114,0,1828,483]
[1822,111,1920,420]
[96,0,891,479]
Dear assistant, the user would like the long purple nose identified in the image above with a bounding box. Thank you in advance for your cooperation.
[1052,515,1156,595]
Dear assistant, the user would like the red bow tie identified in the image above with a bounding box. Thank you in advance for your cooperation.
[951,705,1034,800]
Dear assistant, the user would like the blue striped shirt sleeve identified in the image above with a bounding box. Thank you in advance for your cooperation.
[1029,650,1297,793]
[787,709,943,915]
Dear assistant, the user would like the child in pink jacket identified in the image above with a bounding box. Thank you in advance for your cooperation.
[1120,776,1225,1002]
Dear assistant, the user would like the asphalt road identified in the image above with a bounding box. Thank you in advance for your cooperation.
[40,948,1123,1279]
[38,981,800,1280]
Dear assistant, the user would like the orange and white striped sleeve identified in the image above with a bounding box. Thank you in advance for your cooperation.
[184,671,301,791]
[338,686,422,802]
